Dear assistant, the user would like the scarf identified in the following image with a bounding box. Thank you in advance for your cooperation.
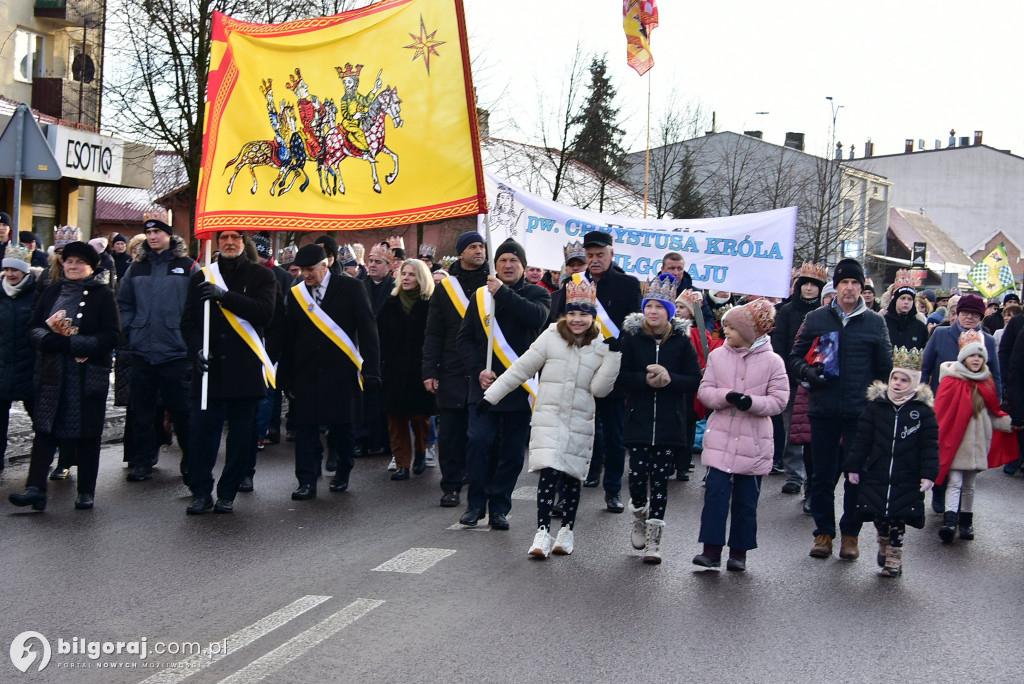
[398,285,420,313]
[2,273,31,298]
[886,384,916,406]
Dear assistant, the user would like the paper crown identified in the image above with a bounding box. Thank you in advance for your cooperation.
[418,244,436,258]
[642,274,677,306]
[338,244,357,265]
[563,240,586,264]
[336,63,364,79]
[892,345,924,372]
[675,288,704,311]
[892,269,917,291]
[368,242,393,263]
[278,245,297,265]
[794,260,828,284]
[565,279,597,308]
[53,225,81,248]
[351,243,365,262]
[385,235,405,250]
[3,242,32,265]
[958,328,984,350]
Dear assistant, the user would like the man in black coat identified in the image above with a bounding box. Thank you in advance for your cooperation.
[551,230,641,511]
[180,230,277,514]
[422,230,489,507]
[790,258,893,561]
[18,232,48,269]
[364,244,396,316]
[279,244,380,499]
[457,238,550,529]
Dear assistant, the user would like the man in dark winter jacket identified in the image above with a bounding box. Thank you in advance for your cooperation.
[180,230,277,515]
[118,219,199,482]
[551,230,642,511]
[790,258,893,562]
[109,233,133,280]
[358,243,396,457]
[457,237,550,530]
[422,230,489,507]
[18,232,48,268]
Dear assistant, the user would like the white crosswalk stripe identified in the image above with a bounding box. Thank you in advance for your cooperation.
[371,547,456,573]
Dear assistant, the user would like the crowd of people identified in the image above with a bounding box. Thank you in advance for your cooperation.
[2,210,1022,577]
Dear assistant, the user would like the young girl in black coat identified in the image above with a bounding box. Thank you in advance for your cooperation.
[845,346,939,577]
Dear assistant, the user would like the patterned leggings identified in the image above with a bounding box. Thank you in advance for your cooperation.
[537,468,581,530]
[628,447,674,520]
[873,516,906,548]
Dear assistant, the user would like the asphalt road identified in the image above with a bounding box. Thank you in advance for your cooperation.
[1,437,1022,683]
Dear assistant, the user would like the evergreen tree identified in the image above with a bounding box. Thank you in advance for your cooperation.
[668,155,705,219]
[569,55,626,212]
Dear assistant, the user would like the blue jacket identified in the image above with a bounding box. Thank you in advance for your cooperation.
[921,320,1001,399]
[117,236,199,364]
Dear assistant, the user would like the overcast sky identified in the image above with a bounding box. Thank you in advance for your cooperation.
[462,0,1024,159]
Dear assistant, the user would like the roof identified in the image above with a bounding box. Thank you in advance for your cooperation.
[852,143,1022,163]
[968,228,1024,259]
[95,151,186,222]
[888,207,973,267]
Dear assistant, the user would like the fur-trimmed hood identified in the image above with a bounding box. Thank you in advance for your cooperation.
[137,234,189,262]
[622,311,692,338]
[866,380,934,407]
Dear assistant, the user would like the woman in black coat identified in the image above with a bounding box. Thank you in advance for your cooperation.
[0,246,38,469]
[378,259,436,480]
[9,242,120,511]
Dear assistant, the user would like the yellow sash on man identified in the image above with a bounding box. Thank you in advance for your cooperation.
[203,264,276,388]
[475,287,538,408]
[571,272,619,339]
[291,282,364,389]
[441,275,469,318]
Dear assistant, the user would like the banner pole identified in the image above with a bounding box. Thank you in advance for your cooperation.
[643,70,651,219]
[201,238,211,411]
[483,212,495,374]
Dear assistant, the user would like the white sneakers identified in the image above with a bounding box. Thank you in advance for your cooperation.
[528,527,554,558]
[387,457,397,471]
[424,444,437,467]
[552,527,574,555]
[629,500,649,550]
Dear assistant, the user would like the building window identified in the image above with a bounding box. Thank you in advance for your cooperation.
[13,29,46,83]
[842,240,862,259]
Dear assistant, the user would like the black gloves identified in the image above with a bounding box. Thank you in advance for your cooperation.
[38,333,71,353]
[725,391,753,411]
[802,364,827,388]
[603,335,622,352]
[476,400,492,416]
[198,281,227,303]
[196,350,210,373]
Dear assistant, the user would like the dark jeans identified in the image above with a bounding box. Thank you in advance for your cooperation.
[0,397,33,462]
[131,358,190,469]
[295,423,354,486]
[27,431,101,495]
[188,397,259,501]
[465,407,530,516]
[698,466,762,551]
[809,415,862,538]
[437,407,469,494]
[587,394,626,493]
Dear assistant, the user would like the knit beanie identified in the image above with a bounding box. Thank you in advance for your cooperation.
[494,237,526,266]
[111,233,128,245]
[723,297,776,344]
[252,235,272,259]
[315,235,338,259]
[832,258,865,287]
[956,293,985,317]
[957,329,987,363]
[143,219,173,235]
[456,230,485,255]
[89,237,108,254]
[821,282,836,301]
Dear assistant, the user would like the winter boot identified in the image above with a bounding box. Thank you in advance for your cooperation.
[938,511,957,543]
[642,519,665,564]
[876,534,889,568]
[958,511,974,540]
[809,533,833,558]
[839,534,860,560]
[692,543,723,569]
[881,546,903,578]
[726,549,747,572]
[629,499,649,550]
[9,486,47,511]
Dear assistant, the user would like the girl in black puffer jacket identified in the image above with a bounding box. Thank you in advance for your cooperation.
[845,349,939,577]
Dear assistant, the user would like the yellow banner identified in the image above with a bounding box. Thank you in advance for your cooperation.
[967,243,1017,299]
[623,0,658,76]
[197,0,486,237]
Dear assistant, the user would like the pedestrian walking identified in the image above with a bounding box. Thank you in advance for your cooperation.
[481,279,620,557]
[844,347,939,577]
[0,244,38,471]
[692,298,789,571]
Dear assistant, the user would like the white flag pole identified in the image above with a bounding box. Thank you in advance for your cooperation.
[483,212,495,373]
[201,238,211,411]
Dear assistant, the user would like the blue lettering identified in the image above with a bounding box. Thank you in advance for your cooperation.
[526,216,540,234]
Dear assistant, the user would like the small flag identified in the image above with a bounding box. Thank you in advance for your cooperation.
[623,0,658,76]
[967,243,1017,298]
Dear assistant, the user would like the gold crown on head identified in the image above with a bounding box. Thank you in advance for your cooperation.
[53,225,81,248]
[386,235,405,250]
[278,244,297,265]
[892,345,923,372]
[642,274,677,306]
[566,279,597,308]
[4,243,32,263]
[351,243,365,262]
[418,244,436,258]
[958,328,984,350]
[794,260,828,283]
[892,268,917,292]
[338,244,356,264]
[563,240,586,264]
[368,242,393,263]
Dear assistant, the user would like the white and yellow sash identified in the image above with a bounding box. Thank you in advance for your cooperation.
[475,287,538,408]
[203,264,276,388]
[441,275,469,318]
[291,282,364,389]
[571,272,619,339]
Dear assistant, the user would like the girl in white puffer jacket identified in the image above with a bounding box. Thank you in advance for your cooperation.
[483,281,620,558]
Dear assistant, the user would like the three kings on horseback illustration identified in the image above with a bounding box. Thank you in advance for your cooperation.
[225,63,403,197]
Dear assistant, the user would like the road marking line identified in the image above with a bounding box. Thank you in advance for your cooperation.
[139,595,331,684]
[216,599,384,684]
[511,485,536,500]
[371,547,456,573]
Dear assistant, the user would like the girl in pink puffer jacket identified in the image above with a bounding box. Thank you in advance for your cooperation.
[693,299,790,571]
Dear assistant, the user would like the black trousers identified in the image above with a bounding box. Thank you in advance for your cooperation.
[27,431,101,495]
[437,407,469,494]
[188,397,258,501]
[294,423,354,486]
[131,358,190,469]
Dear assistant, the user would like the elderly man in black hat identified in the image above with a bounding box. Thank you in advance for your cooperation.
[279,244,380,498]
[456,237,550,529]
[790,257,892,561]
[179,230,278,514]
[551,230,641,511]
[17,231,48,268]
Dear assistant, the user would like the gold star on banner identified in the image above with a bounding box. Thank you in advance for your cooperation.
[404,15,445,75]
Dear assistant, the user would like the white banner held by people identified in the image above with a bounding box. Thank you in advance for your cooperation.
[480,172,797,298]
